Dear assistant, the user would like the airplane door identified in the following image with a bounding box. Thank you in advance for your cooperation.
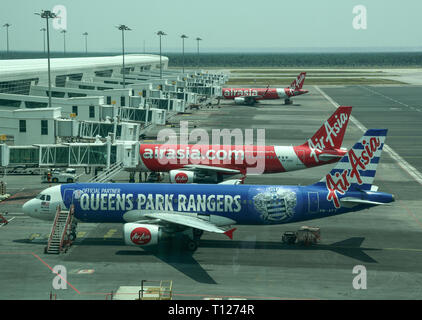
[64,189,76,208]
[308,192,319,213]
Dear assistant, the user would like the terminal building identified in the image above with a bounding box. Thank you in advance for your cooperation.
[0,54,228,181]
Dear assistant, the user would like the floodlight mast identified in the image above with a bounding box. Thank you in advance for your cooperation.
[157,31,166,79]
[82,32,88,54]
[3,23,11,54]
[116,25,131,88]
[181,34,188,74]
[35,10,58,109]
[196,37,202,69]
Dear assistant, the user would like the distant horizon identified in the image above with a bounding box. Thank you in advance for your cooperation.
[2,47,422,55]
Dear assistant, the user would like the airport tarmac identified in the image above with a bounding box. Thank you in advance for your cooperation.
[1,84,422,300]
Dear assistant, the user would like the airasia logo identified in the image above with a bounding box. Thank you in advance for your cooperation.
[223,88,259,97]
[325,136,382,208]
[293,73,305,89]
[307,111,349,162]
[130,227,151,245]
[174,172,188,183]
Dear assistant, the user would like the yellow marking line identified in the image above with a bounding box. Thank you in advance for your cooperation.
[28,233,41,240]
[383,247,422,253]
[104,229,117,239]
[77,231,86,238]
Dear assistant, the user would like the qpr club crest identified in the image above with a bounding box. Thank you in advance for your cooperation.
[253,187,297,223]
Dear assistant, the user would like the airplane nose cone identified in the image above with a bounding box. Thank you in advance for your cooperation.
[22,200,33,216]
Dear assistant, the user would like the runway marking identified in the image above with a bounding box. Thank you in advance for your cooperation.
[359,86,422,113]
[315,85,422,186]
[0,217,14,227]
[0,251,80,295]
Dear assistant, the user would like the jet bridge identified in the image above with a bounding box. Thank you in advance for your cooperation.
[3,139,140,170]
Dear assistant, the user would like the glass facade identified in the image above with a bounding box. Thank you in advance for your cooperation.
[0,78,39,95]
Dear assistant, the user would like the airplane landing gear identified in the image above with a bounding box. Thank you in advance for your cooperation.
[181,229,202,252]
[284,99,293,105]
[193,228,204,240]
[185,239,199,252]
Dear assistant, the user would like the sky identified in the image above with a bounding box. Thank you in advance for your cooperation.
[1,0,421,53]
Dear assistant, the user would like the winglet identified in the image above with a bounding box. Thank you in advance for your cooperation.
[224,228,237,240]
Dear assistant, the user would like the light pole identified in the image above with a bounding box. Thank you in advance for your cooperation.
[196,37,202,69]
[180,34,188,74]
[82,32,88,54]
[35,10,57,109]
[116,25,131,88]
[3,23,11,54]
[40,27,46,53]
[60,29,67,55]
[156,31,166,79]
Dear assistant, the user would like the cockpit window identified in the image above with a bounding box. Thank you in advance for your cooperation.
[36,193,52,201]
[36,194,51,201]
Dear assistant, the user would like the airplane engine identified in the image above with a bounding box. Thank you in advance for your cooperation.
[234,97,246,105]
[169,170,195,183]
[169,170,219,184]
[123,223,162,246]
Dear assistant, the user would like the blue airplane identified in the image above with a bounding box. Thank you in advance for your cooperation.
[23,129,394,251]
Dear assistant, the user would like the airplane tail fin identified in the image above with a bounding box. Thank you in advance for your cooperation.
[290,72,306,90]
[314,129,388,193]
[299,106,352,151]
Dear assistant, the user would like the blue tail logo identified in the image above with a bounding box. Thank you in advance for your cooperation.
[317,129,388,208]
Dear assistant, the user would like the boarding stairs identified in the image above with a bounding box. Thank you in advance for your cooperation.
[89,161,123,183]
[45,205,75,254]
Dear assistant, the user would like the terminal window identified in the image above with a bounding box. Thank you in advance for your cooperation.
[19,120,26,133]
[89,105,95,118]
[41,120,48,135]
[72,106,78,116]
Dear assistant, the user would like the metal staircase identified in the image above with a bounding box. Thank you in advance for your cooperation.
[45,205,75,254]
[88,161,123,183]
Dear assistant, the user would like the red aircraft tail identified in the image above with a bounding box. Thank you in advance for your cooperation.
[301,106,352,150]
[290,72,307,90]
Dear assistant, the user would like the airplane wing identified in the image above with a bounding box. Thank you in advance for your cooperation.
[340,197,391,206]
[142,211,236,239]
[182,164,241,174]
[318,153,344,161]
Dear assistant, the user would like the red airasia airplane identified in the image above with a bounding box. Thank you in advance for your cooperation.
[222,72,308,105]
[139,106,352,184]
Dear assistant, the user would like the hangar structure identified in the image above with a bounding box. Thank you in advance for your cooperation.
[0,54,227,180]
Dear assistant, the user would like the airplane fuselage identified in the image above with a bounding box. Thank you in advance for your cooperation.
[222,88,307,101]
[22,183,394,225]
[138,144,347,175]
